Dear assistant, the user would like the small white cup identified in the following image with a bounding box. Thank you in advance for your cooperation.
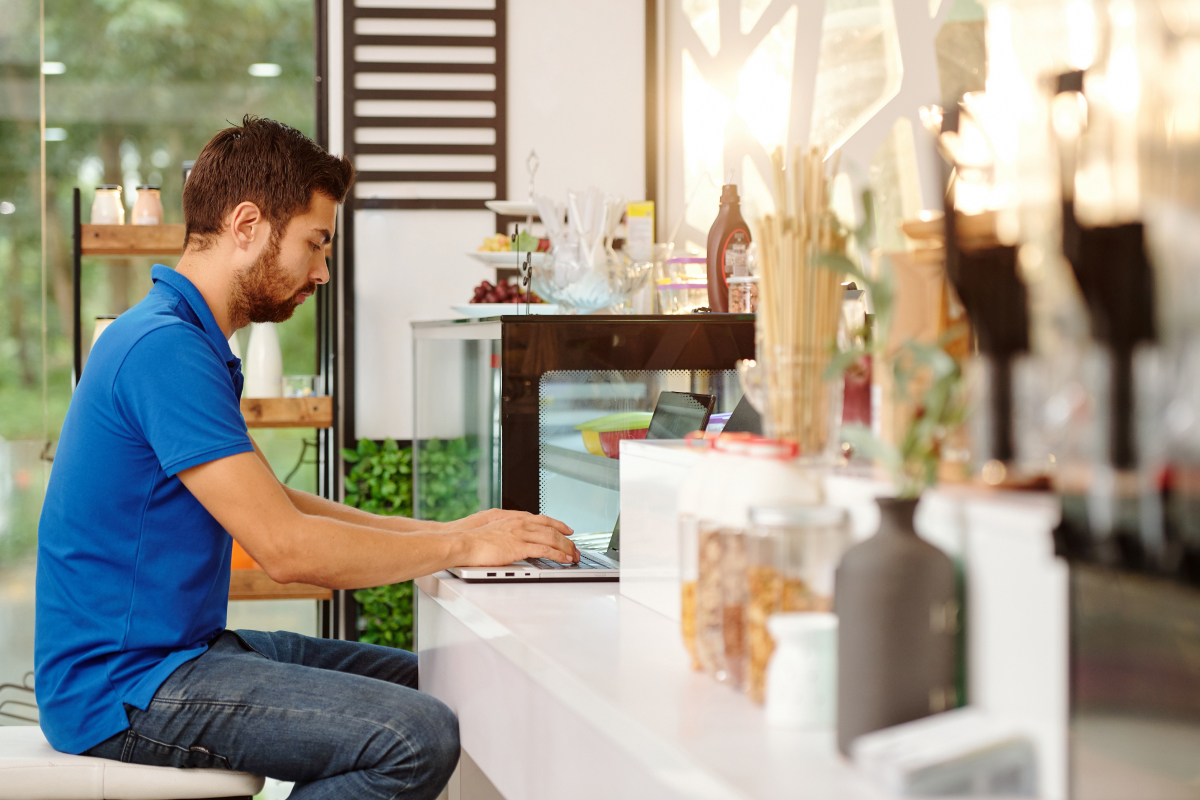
[765,612,838,729]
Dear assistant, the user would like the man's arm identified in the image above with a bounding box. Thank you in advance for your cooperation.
[179,450,578,589]
[247,438,535,534]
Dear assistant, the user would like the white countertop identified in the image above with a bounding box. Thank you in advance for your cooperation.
[416,571,890,800]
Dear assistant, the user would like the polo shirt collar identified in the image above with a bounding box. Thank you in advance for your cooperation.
[150,264,236,365]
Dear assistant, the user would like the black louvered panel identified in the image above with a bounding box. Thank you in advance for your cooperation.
[344,0,507,211]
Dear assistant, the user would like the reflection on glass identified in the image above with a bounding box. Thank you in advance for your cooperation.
[809,0,903,151]
[742,153,777,223]
[741,0,772,34]
[736,6,798,153]
[539,370,740,535]
[682,48,731,237]
[868,117,923,253]
[682,0,722,56]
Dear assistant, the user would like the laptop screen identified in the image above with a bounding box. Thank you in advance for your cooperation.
[646,391,715,441]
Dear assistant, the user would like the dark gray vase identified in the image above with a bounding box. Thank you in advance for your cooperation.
[835,496,958,756]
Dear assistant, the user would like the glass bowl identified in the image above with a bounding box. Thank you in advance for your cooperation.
[530,248,652,313]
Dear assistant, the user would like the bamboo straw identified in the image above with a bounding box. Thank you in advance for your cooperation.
[753,145,847,453]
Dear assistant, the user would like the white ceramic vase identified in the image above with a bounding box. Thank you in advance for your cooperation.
[244,322,282,398]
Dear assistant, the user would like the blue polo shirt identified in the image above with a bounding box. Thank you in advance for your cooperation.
[35,265,255,754]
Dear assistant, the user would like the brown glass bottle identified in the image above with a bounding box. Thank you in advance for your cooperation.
[706,185,751,313]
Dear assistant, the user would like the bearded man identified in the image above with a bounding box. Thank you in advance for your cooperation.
[35,116,578,800]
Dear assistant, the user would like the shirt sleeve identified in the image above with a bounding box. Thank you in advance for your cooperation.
[113,323,254,476]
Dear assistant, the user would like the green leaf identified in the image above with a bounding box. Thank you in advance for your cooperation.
[842,424,903,478]
[341,448,361,464]
[359,438,379,456]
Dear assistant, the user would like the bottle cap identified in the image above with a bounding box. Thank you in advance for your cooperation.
[720,184,740,204]
[136,184,161,190]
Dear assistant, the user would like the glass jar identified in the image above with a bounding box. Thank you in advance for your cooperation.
[695,519,727,678]
[657,256,709,314]
[677,435,715,672]
[90,185,124,225]
[728,275,759,313]
[745,524,783,703]
[755,505,853,612]
[720,527,749,688]
[132,185,163,225]
[746,504,852,700]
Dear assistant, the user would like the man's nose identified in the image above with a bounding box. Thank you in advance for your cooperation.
[311,253,330,285]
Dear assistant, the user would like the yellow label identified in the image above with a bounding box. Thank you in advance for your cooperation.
[627,201,654,218]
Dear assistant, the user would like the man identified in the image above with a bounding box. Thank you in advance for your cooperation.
[35,116,578,800]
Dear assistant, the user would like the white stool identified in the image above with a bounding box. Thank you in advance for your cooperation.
[0,726,264,800]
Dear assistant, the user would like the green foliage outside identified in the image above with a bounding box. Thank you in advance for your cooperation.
[341,437,481,651]
[0,0,319,572]
[0,0,316,445]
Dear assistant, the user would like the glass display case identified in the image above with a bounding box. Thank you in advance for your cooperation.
[412,315,756,536]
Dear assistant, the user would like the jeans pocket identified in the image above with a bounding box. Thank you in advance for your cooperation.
[124,730,233,770]
[223,629,270,660]
[81,728,133,762]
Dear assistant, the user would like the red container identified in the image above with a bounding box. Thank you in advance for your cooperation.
[599,427,649,459]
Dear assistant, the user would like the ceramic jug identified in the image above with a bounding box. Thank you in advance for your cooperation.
[834,496,958,755]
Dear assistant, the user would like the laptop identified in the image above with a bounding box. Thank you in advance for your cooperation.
[449,390,716,582]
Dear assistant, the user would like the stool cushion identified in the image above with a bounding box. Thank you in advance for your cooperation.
[0,726,265,800]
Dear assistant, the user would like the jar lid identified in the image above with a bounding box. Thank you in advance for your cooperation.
[727,275,758,284]
[749,504,849,528]
[136,184,161,190]
[742,438,799,459]
[96,185,121,191]
[713,431,758,454]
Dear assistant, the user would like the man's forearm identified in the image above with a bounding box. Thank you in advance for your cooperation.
[281,514,466,588]
[283,485,446,533]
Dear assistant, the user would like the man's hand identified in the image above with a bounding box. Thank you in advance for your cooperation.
[455,513,580,566]
[444,508,571,533]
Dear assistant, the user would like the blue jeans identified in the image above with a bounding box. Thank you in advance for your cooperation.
[83,630,459,800]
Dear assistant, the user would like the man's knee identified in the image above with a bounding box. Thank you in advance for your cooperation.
[414,696,461,789]
[376,693,460,797]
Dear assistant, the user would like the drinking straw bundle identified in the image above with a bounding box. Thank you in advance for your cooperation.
[755,145,847,453]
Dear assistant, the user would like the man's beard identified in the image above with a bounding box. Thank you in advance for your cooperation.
[228,234,315,328]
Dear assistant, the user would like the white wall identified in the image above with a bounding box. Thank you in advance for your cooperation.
[354,209,495,440]
[353,0,648,440]
[506,0,646,203]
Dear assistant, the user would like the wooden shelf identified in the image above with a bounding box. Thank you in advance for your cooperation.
[80,224,185,256]
[228,569,332,601]
[240,396,333,429]
[79,224,332,258]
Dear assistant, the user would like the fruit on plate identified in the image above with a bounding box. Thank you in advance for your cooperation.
[477,232,550,252]
[471,279,544,304]
[575,412,653,459]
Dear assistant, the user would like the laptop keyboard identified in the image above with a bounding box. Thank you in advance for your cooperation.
[528,551,612,570]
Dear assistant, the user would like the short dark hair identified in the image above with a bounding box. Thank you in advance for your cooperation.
[183,115,354,251]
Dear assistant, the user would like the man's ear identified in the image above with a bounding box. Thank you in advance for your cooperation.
[228,201,269,250]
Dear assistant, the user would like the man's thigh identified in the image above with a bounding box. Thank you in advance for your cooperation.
[89,631,456,787]
[232,628,418,688]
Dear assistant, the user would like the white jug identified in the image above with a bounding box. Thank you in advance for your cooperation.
[244,322,282,398]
